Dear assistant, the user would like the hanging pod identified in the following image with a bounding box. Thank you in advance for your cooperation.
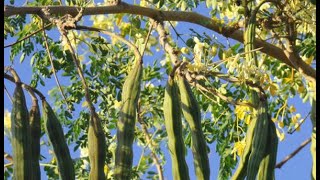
[42,100,75,180]
[11,82,33,179]
[257,119,278,180]
[163,75,190,180]
[115,59,143,180]
[88,111,106,180]
[28,94,41,180]
[176,74,210,180]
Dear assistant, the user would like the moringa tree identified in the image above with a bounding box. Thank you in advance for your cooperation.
[4,0,316,179]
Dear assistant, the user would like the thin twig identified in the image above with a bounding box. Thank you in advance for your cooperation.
[202,70,265,93]
[4,22,52,48]
[141,20,154,57]
[275,138,311,169]
[63,34,96,112]
[167,20,187,46]
[41,20,72,113]
[39,7,97,116]
[137,100,164,180]
[75,25,142,63]
[187,76,256,108]
[4,84,13,103]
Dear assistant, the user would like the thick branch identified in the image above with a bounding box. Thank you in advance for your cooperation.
[4,3,315,81]
[153,20,180,65]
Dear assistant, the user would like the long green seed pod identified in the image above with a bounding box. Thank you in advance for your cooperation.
[257,120,278,180]
[114,59,143,180]
[231,113,257,180]
[176,74,209,180]
[163,75,190,180]
[310,100,316,180]
[232,2,266,179]
[42,100,75,180]
[29,96,41,180]
[88,111,106,180]
[11,82,32,179]
[231,89,260,180]
[246,98,270,180]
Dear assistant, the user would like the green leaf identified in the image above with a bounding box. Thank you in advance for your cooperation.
[186,38,195,48]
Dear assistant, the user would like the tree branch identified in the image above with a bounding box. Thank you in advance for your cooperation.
[4,3,315,81]
[4,84,13,103]
[275,138,311,169]
[137,100,164,180]
[42,20,72,113]
[4,22,52,48]
[153,20,180,65]
[4,73,46,100]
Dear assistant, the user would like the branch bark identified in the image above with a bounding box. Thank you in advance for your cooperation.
[4,2,316,81]
[275,138,311,169]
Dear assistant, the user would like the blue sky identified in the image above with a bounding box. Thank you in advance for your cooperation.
[4,1,314,179]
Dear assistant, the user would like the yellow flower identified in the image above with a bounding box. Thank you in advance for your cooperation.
[257,0,270,10]
[234,141,246,156]
[4,110,12,139]
[145,82,155,89]
[298,85,305,94]
[231,140,246,160]
[244,115,251,125]
[113,100,122,109]
[302,55,314,65]
[294,123,301,132]
[186,63,206,72]
[235,104,251,122]
[291,115,298,124]
[283,73,294,84]
[82,101,88,108]
[288,105,296,113]
[210,45,218,57]
[225,8,236,20]
[51,156,56,164]
[104,165,109,176]
[193,37,208,65]
[80,147,89,157]
[269,83,278,96]
[80,146,89,169]
[276,128,285,141]
[235,106,245,120]
[181,47,190,54]
[140,0,147,7]
[4,110,11,130]
[278,121,284,128]
[263,83,270,91]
